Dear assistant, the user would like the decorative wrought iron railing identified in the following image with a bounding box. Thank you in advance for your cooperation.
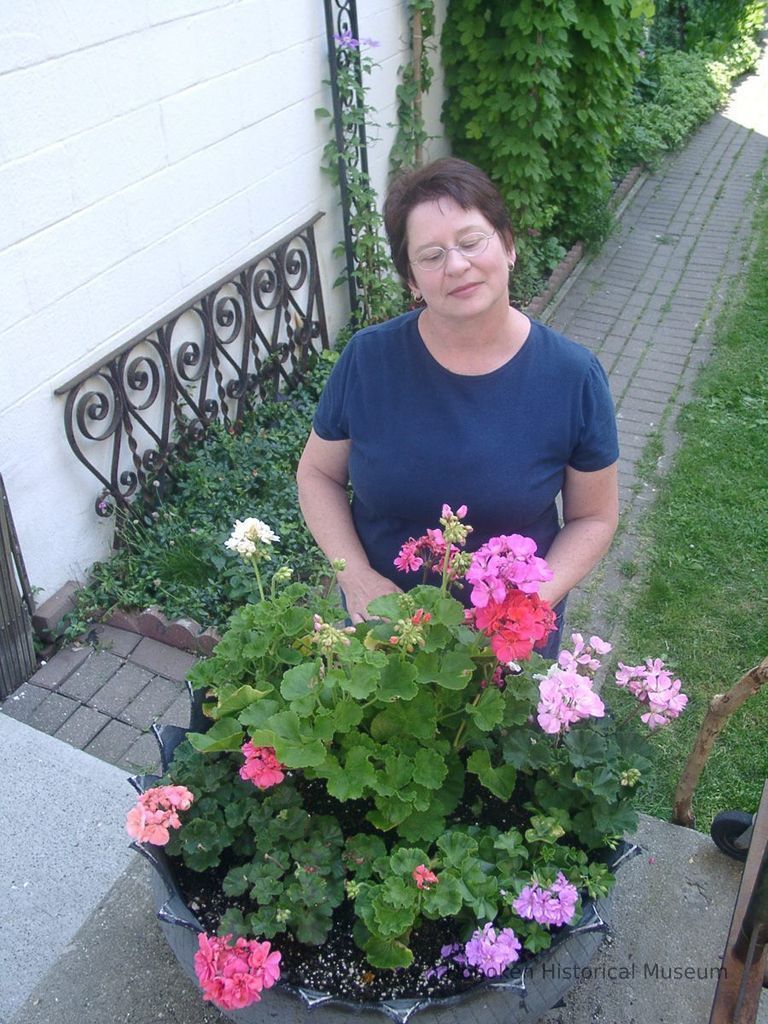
[55,214,329,517]
[0,474,36,698]
[323,0,367,316]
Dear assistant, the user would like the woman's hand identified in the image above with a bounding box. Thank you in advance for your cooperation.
[337,566,403,624]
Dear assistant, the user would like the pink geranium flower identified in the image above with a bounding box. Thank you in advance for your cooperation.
[466,534,553,608]
[513,872,578,928]
[464,922,521,976]
[194,932,281,1011]
[412,864,439,889]
[557,632,612,674]
[614,658,688,729]
[125,785,194,846]
[240,742,285,789]
[536,666,605,734]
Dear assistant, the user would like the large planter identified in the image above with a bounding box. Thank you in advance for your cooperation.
[130,714,638,1024]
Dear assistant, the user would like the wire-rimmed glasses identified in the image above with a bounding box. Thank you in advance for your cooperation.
[409,230,496,271]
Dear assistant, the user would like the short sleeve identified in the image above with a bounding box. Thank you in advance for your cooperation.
[313,341,355,441]
[569,357,619,471]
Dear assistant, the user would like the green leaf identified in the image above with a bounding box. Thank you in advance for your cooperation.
[363,934,413,969]
[389,847,429,876]
[437,830,478,868]
[377,659,419,701]
[280,662,320,700]
[423,873,463,917]
[412,747,447,790]
[209,684,272,720]
[186,716,244,753]
[564,728,608,767]
[574,767,618,800]
[436,650,477,690]
[366,593,403,620]
[238,698,280,729]
[249,711,327,768]
[467,686,505,731]
[340,663,380,699]
[330,700,364,733]
[467,748,517,800]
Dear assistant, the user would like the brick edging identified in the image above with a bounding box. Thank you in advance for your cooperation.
[105,606,220,656]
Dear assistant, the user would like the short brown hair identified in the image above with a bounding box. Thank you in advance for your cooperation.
[383,157,515,284]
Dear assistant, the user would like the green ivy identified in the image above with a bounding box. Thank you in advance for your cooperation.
[318,38,408,327]
[389,0,436,174]
[441,0,648,247]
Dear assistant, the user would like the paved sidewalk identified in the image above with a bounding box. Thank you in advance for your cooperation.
[2,624,197,775]
[2,39,768,1024]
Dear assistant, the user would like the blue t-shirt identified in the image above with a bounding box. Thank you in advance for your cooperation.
[313,309,618,590]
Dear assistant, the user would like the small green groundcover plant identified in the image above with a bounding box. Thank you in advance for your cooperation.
[126,507,687,1012]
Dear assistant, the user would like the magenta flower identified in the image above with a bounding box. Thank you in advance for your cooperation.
[194,932,281,1011]
[513,873,578,928]
[393,538,424,573]
[464,922,521,976]
[466,534,553,608]
[240,742,286,789]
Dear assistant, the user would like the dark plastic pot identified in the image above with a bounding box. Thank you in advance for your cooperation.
[130,691,638,1024]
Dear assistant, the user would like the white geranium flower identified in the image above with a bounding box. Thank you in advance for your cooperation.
[225,518,279,559]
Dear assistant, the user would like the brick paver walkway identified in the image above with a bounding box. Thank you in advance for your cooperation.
[3,49,768,767]
[2,625,196,772]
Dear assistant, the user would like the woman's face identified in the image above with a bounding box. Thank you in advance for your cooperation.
[405,197,514,322]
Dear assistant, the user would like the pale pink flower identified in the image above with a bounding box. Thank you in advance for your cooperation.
[536,666,605,734]
[557,632,612,674]
[614,658,687,728]
[240,743,285,789]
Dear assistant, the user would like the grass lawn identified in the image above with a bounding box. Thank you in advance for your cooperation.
[615,172,768,831]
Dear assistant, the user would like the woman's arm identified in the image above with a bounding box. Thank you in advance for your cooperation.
[537,462,619,607]
[296,430,402,622]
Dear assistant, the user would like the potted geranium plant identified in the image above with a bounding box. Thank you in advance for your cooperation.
[126,506,686,1019]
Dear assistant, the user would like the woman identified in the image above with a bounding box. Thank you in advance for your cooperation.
[297,158,618,654]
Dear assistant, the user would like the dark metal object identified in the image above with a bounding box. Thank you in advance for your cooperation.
[709,780,768,1023]
[0,474,37,698]
[323,0,367,318]
[55,216,329,516]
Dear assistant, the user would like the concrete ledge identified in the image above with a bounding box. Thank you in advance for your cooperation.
[0,713,135,1024]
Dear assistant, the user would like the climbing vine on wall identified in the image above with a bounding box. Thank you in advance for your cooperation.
[441,0,652,246]
[390,0,436,174]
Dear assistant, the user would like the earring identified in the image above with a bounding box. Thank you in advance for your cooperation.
[412,291,422,302]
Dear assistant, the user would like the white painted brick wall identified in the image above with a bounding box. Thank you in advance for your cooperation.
[0,0,449,605]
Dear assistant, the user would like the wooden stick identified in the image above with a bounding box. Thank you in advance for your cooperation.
[673,657,768,828]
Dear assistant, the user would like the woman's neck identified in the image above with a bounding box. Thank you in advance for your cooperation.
[418,304,531,375]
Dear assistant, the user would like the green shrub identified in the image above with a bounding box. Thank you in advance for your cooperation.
[71,352,341,634]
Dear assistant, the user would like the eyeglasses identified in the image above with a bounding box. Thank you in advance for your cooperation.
[409,231,496,271]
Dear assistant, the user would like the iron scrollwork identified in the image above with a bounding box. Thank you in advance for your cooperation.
[56,215,329,516]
